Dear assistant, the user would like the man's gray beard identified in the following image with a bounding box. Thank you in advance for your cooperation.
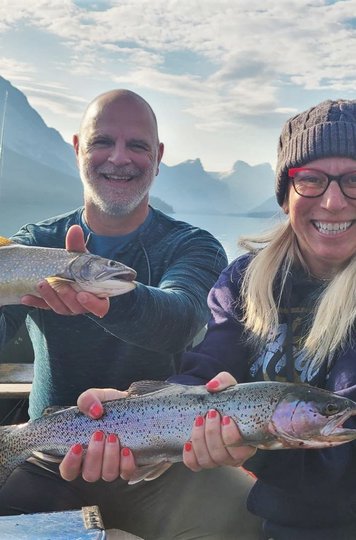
[85,186,150,217]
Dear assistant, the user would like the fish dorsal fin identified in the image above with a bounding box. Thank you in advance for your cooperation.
[41,405,73,416]
[0,236,14,247]
[127,380,177,397]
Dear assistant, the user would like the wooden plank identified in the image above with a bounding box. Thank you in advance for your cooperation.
[0,363,34,383]
[0,383,32,398]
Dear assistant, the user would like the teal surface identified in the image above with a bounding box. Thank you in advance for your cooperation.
[0,508,106,539]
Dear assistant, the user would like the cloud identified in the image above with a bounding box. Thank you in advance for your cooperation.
[0,56,36,80]
[1,0,356,156]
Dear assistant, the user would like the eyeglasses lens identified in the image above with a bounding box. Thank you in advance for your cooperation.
[292,170,356,199]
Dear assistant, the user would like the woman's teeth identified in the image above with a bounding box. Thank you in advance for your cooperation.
[314,221,352,234]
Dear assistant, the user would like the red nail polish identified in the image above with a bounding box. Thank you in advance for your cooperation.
[94,430,104,442]
[208,409,217,419]
[72,443,82,455]
[222,416,231,425]
[206,379,220,390]
[89,403,102,419]
[107,433,117,443]
[184,442,192,452]
[122,447,131,457]
[195,416,204,427]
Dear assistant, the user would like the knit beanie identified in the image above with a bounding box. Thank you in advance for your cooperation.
[275,99,356,206]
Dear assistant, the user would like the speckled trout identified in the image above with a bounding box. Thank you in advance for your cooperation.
[1,380,356,485]
[0,236,137,305]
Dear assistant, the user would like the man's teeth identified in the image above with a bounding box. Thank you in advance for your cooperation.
[103,174,131,180]
[314,221,352,233]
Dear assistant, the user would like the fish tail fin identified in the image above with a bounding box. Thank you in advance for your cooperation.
[0,425,24,488]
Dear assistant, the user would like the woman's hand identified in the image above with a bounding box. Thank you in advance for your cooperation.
[21,225,110,318]
[183,372,256,472]
[59,388,136,483]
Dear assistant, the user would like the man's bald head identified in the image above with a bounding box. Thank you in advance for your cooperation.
[79,89,159,142]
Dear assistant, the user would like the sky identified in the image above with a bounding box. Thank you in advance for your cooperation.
[0,0,356,172]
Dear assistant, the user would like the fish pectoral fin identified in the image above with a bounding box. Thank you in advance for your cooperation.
[46,276,75,291]
[127,462,172,484]
[31,451,64,463]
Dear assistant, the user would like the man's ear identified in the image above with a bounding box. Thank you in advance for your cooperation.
[156,142,164,176]
[73,134,80,157]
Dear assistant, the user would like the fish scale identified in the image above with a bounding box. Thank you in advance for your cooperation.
[1,380,356,485]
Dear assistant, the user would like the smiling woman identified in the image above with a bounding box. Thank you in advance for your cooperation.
[165,100,356,540]
[284,156,356,279]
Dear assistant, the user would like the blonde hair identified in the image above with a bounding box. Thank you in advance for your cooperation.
[239,221,356,372]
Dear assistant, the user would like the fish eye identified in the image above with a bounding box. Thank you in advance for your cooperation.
[108,260,117,267]
[323,402,340,416]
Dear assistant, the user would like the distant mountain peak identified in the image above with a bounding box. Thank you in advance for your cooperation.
[0,75,77,177]
[231,160,252,172]
[181,158,203,169]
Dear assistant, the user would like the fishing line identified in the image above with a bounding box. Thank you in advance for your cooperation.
[0,89,8,198]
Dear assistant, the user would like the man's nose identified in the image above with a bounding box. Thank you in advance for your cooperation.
[107,143,131,165]
[320,180,348,211]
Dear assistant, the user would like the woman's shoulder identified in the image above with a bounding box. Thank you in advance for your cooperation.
[212,252,254,294]
[224,252,254,278]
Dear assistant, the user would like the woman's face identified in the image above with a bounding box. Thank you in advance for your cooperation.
[284,157,356,278]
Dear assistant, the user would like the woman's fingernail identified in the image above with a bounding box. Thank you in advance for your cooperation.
[72,443,82,455]
[206,379,220,390]
[222,416,231,426]
[94,430,104,442]
[208,409,217,419]
[89,403,102,419]
[122,447,131,457]
[184,442,192,452]
[195,416,204,427]
[107,433,117,443]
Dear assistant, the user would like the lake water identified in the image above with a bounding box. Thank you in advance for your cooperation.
[1,204,283,263]
[173,212,283,262]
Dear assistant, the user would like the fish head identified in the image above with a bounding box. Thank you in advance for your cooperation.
[269,384,356,448]
[66,253,137,297]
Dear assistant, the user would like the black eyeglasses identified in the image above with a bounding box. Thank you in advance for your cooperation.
[288,168,356,199]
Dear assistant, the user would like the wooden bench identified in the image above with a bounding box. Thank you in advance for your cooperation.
[0,363,33,398]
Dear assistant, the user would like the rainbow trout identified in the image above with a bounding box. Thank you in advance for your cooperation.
[1,380,356,485]
[0,236,137,305]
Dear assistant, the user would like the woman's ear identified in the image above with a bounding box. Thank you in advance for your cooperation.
[282,201,289,214]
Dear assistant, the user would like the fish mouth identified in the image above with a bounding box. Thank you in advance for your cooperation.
[321,409,356,439]
[95,269,137,282]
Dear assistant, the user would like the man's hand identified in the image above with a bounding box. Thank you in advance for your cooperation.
[183,372,256,471]
[59,388,136,483]
[20,225,110,317]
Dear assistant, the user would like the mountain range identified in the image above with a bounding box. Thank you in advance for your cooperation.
[0,76,279,236]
